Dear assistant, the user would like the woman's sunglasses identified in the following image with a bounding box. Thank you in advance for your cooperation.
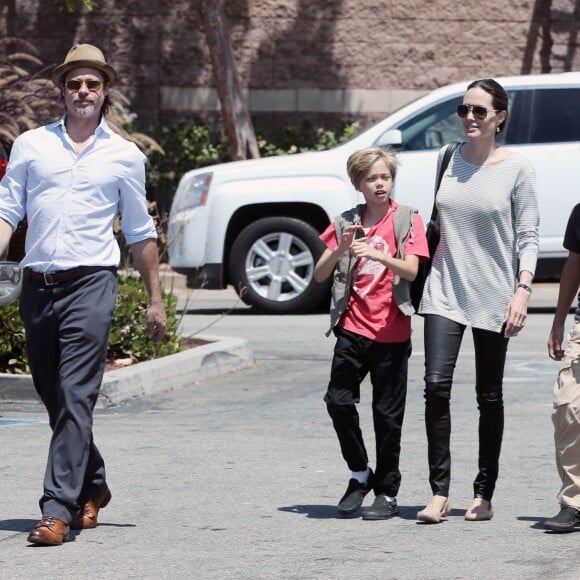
[65,79,103,92]
[456,104,499,120]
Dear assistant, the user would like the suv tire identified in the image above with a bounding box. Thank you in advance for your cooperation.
[228,217,329,314]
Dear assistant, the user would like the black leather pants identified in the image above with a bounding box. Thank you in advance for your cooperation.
[423,314,509,501]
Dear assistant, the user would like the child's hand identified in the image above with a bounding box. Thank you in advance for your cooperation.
[337,225,364,253]
[351,239,390,263]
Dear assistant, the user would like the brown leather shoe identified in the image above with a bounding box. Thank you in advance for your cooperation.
[71,484,112,530]
[27,516,69,546]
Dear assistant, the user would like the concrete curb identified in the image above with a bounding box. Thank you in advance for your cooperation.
[0,334,254,408]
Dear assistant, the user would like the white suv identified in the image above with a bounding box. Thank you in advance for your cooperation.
[168,72,580,314]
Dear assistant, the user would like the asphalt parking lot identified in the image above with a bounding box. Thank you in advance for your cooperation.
[1,281,579,579]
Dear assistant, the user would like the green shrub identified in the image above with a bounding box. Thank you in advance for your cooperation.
[0,301,28,374]
[256,120,360,156]
[0,274,181,374]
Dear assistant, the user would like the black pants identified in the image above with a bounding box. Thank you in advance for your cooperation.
[324,328,411,497]
[19,270,118,523]
[423,314,509,501]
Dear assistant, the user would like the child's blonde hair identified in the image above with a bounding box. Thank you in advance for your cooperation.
[346,147,398,190]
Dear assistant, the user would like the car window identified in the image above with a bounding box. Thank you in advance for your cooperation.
[393,97,464,151]
[386,87,580,149]
[501,90,526,145]
[525,88,580,144]
[503,88,580,144]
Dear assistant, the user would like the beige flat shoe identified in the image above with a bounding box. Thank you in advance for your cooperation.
[417,495,451,523]
[464,498,493,521]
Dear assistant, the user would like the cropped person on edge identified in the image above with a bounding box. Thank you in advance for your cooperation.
[544,203,580,533]
[0,44,167,545]
[315,147,428,520]
[416,79,539,523]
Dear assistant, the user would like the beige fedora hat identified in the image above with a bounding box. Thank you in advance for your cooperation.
[52,43,118,87]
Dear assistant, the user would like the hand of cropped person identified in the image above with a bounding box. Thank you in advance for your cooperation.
[548,323,566,361]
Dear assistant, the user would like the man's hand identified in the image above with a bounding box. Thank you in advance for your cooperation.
[146,301,167,344]
[130,238,167,343]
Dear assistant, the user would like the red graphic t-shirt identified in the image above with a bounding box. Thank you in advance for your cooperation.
[320,201,429,343]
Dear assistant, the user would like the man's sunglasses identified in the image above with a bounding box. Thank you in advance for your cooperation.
[456,104,499,120]
[65,79,103,92]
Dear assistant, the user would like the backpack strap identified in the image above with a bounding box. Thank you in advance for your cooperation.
[430,142,461,222]
[393,204,417,259]
[392,203,418,317]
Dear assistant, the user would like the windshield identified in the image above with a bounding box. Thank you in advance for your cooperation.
[335,94,431,149]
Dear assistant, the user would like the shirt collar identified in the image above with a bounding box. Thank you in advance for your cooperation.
[56,115,112,137]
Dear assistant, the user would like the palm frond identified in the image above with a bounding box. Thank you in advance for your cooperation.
[6,53,44,67]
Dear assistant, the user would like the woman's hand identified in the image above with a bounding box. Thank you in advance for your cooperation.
[503,288,531,337]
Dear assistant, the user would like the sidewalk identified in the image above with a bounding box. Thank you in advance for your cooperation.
[0,333,254,407]
[0,266,254,407]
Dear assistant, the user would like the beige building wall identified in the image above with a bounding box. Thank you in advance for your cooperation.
[8,0,580,129]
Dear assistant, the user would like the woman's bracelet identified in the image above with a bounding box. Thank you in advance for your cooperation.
[517,283,532,294]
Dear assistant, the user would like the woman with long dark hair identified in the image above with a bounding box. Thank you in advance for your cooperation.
[416,78,539,523]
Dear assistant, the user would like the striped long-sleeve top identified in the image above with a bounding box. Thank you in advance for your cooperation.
[419,147,539,332]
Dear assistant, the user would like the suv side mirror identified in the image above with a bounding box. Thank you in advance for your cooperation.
[375,129,403,148]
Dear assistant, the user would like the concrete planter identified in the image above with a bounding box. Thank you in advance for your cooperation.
[0,335,253,408]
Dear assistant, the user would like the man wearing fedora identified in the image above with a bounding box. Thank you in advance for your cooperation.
[0,43,167,545]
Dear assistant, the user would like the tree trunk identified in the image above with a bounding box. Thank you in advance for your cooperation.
[200,0,260,161]
[0,0,16,44]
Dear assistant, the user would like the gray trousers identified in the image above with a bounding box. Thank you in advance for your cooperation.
[19,269,118,523]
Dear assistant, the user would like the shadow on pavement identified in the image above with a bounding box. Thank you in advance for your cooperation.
[278,504,429,521]
[278,505,340,519]
[517,515,557,531]
[0,519,37,532]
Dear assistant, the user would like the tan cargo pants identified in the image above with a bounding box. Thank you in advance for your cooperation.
[553,322,580,507]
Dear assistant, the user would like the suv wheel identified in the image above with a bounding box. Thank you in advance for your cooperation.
[228,217,330,314]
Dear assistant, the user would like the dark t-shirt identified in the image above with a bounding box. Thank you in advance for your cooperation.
[563,203,580,321]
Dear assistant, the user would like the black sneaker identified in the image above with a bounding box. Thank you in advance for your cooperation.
[362,495,399,520]
[544,507,580,533]
[337,469,374,515]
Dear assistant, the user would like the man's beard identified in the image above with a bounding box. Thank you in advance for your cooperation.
[72,103,96,118]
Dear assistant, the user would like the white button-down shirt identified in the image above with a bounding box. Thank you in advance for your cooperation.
[0,116,157,272]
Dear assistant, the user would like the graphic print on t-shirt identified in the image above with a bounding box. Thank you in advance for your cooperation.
[352,234,392,298]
